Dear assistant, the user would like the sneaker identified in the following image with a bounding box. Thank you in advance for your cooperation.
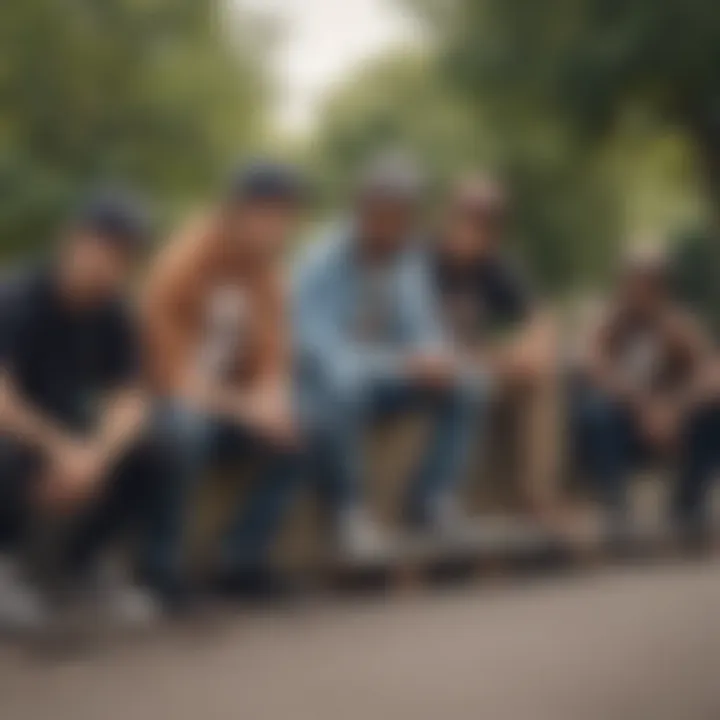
[335,508,387,561]
[79,560,161,631]
[0,556,49,634]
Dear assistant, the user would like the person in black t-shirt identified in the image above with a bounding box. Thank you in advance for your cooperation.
[434,176,562,522]
[0,191,164,630]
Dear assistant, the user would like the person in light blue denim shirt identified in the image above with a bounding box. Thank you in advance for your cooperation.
[294,156,487,556]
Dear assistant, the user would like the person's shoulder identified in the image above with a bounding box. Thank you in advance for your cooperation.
[0,265,47,309]
[293,222,350,281]
[663,303,710,344]
[145,213,218,301]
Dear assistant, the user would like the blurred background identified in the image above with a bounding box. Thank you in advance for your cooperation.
[2,0,718,323]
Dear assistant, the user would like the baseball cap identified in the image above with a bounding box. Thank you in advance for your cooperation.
[227,159,306,205]
[73,188,152,252]
[357,151,426,203]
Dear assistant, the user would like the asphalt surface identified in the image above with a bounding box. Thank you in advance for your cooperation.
[1,560,719,720]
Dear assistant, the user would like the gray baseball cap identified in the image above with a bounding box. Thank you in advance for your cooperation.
[357,151,426,203]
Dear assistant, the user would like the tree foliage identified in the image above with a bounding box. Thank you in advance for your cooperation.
[411,0,720,203]
[308,48,621,291]
[0,0,270,256]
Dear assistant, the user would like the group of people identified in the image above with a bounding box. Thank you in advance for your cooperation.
[0,154,718,632]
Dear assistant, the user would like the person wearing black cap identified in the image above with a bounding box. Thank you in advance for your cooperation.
[142,159,305,602]
[0,189,163,630]
[294,153,485,557]
[433,175,562,525]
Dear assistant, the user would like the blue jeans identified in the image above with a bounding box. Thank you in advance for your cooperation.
[144,405,303,586]
[674,401,720,530]
[573,386,720,526]
[572,388,648,517]
[308,372,486,522]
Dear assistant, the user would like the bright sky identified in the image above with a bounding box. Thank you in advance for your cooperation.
[238,0,421,134]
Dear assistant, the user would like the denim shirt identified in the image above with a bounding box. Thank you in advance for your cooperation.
[292,225,446,390]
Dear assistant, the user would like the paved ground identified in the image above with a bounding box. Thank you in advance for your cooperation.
[1,560,719,720]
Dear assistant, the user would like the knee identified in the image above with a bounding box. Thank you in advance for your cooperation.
[441,372,491,420]
[577,390,622,430]
[315,368,367,430]
[153,403,209,459]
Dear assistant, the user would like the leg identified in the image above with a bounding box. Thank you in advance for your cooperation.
[308,372,372,517]
[573,388,635,520]
[405,374,487,525]
[140,404,215,596]
[673,401,720,534]
[514,367,564,518]
[218,428,305,572]
[0,438,49,629]
[65,436,170,580]
[0,438,41,553]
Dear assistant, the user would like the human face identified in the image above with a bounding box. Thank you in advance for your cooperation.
[224,199,300,262]
[62,232,135,303]
[442,202,505,264]
[356,196,417,259]
[619,267,667,318]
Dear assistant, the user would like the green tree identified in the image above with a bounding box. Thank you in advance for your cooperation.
[410,0,717,211]
[309,49,620,291]
[308,52,484,205]
[0,0,270,257]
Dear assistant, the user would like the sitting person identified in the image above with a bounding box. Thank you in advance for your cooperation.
[432,176,561,523]
[573,245,715,536]
[142,161,306,603]
[294,155,485,557]
[0,191,163,630]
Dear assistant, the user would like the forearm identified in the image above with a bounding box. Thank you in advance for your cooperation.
[94,388,148,466]
[0,372,70,454]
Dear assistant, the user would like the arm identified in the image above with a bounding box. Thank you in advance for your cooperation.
[0,371,72,455]
[654,311,714,415]
[583,310,641,405]
[92,386,147,467]
[143,226,254,414]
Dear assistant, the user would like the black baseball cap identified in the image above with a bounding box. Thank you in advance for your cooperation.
[226,159,306,205]
[72,188,152,253]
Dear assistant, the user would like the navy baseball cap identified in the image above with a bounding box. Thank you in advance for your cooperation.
[73,189,152,252]
[226,159,306,205]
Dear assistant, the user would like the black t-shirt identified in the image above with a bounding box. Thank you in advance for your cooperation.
[0,267,139,431]
[434,254,533,347]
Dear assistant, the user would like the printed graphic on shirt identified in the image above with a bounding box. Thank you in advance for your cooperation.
[196,285,249,381]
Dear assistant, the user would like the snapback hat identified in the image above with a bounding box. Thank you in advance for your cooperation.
[73,188,152,252]
[227,159,306,205]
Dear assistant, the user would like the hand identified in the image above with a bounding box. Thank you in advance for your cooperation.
[405,352,457,390]
[638,403,678,449]
[242,387,299,448]
[42,441,106,511]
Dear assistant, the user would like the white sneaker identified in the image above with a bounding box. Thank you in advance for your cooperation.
[423,496,470,538]
[88,560,161,630]
[336,508,387,562]
[0,556,48,633]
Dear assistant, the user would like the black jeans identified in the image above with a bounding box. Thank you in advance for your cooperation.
[0,434,167,582]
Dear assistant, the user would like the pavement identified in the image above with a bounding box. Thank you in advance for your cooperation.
[1,559,719,720]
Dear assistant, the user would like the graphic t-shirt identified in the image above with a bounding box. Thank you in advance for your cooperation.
[434,254,532,348]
